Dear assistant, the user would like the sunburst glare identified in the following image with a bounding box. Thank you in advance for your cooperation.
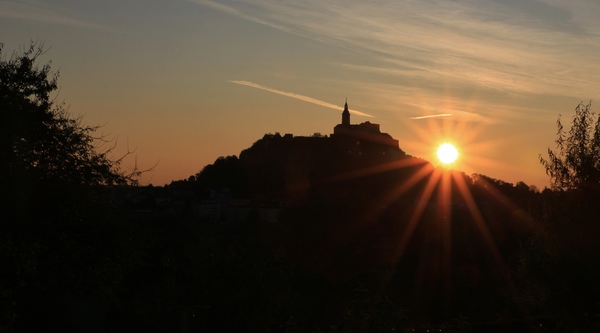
[313,104,532,306]
[436,143,459,164]
[371,110,531,302]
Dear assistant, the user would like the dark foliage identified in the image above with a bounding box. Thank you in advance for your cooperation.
[0,42,139,332]
[194,155,247,197]
[540,102,600,192]
[0,42,138,223]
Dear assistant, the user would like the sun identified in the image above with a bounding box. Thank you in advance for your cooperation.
[436,143,459,164]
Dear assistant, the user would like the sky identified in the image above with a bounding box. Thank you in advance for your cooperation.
[3,0,600,188]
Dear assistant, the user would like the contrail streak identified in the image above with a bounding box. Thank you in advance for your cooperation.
[409,114,453,120]
[230,80,374,118]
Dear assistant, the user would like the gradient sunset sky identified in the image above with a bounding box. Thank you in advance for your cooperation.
[3,0,600,187]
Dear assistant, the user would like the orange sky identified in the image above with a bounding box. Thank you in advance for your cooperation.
[3,0,600,188]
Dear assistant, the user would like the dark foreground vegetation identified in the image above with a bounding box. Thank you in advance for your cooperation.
[2,42,600,332]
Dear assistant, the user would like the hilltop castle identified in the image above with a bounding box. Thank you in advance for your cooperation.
[247,100,402,159]
[332,100,399,148]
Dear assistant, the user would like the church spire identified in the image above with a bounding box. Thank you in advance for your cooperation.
[342,98,350,126]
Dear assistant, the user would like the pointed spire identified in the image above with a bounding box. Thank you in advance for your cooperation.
[342,98,350,126]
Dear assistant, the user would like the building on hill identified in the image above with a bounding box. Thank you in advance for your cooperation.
[332,100,399,149]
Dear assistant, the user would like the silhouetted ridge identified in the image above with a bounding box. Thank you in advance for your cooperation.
[238,101,409,198]
[238,131,410,198]
[188,102,412,199]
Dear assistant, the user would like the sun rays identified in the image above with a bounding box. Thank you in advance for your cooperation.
[285,101,532,303]
[316,113,527,299]
[371,157,520,304]
[377,118,536,306]
[403,104,503,177]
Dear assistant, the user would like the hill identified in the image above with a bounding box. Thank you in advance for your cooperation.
[169,113,539,323]
[164,103,600,331]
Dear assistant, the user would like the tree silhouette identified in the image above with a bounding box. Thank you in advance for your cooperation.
[540,102,600,192]
[194,155,246,196]
[0,42,145,330]
[0,41,137,221]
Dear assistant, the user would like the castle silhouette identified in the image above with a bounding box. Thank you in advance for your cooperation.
[332,100,399,148]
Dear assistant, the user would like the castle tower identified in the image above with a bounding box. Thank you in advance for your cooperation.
[332,99,400,150]
[342,99,350,126]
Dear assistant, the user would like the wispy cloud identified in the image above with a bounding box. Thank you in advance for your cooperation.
[0,0,119,32]
[409,114,453,120]
[230,80,374,117]
[193,0,600,99]
[352,82,501,124]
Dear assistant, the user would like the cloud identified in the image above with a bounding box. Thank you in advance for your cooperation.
[194,0,600,99]
[409,114,453,120]
[229,80,374,117]
[186,0,300,36]
[0,0,119,32]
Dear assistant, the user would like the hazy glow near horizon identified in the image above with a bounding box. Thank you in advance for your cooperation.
[2,0,600,187]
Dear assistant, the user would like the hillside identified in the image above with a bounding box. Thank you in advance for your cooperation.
[238,132,412,199]
[163,109,600,331]
[169,128,543,321]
